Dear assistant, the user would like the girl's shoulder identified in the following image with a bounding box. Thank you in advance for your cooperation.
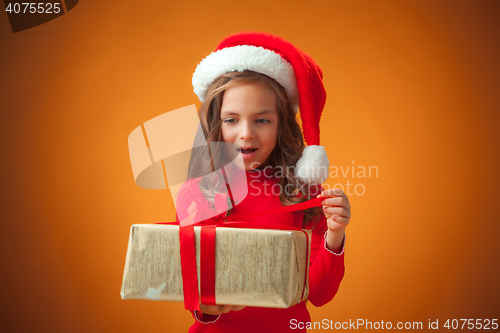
[179,177,202,190]
[175,177,214,222]
[175,177,204,205]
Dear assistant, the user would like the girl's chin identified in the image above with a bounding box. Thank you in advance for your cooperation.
[245,162,267,171]
[231,160,263,172]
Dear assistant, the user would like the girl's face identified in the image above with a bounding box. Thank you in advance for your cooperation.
[220,82,279,171]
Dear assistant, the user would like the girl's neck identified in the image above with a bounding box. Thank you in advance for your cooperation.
[225,162,275,177]
[245,166,276,179]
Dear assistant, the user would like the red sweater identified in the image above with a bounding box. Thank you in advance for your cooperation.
[175,168,345,332]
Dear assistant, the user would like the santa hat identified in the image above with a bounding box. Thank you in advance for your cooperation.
[192,31,329,185]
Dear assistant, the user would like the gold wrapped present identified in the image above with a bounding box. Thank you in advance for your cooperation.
[120,224,311,308]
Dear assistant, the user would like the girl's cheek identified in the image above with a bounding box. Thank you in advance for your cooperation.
[220,127,230,142]
[222,128,238,142]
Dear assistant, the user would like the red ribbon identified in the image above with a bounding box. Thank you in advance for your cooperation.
[158,196,325,311]
[200,225,216,305]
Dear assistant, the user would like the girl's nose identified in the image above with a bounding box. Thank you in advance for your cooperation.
[239,122,255,140]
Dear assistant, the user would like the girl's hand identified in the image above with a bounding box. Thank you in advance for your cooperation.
[199,304,245,315]
[317,188,351,232]
[317,189,351,253]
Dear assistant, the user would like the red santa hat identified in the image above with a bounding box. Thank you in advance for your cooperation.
[192,31,329,185]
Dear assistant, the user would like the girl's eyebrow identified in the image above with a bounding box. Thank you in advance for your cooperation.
[221,110,276,117]
[256,110,276,115]
[221,111,239,117]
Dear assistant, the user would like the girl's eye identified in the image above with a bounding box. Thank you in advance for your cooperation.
[222,118,236,124]
[257,118,271,124]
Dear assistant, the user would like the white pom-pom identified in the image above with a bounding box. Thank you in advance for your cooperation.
[295,145,329,185]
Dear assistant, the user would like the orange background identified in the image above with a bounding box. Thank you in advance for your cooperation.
[1,0,499,331]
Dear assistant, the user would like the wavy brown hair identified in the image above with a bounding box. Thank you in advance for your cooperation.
[188,70,322,229]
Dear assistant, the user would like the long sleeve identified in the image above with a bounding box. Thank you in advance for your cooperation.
[306,208,345,307]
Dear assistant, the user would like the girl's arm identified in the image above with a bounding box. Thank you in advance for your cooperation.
[307,188,351,307]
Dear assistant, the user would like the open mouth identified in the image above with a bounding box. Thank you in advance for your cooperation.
[237,148,258,154]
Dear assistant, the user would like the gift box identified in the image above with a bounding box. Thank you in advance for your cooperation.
[120,224,311,308]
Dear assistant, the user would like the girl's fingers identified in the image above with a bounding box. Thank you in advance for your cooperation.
[200,304,222,315]
[200,304,246,314]
[321,189,349,201]
[318,189,352,230]
[205,305,219,311]
[323,207,351,218]
[328,215,350,225]
[220,305,233,313]
[318,189,350,211]
[231,305,246,311]
[321,196,351,212]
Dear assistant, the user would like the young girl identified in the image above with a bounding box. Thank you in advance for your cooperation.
[175,32,351,332]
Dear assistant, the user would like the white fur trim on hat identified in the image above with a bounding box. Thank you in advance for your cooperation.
[192,45,299,109]
[295,145,329,185]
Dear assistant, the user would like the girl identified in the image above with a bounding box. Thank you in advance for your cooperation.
[175,32,351,332]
